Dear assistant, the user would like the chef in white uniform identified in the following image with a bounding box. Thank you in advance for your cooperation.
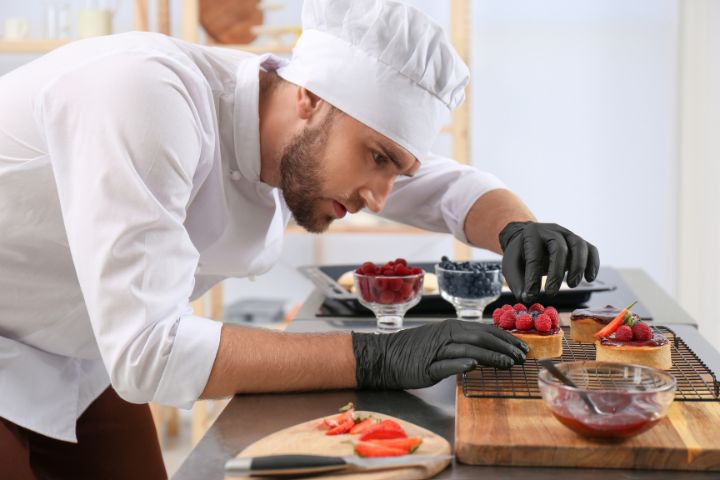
[0,0,598,477]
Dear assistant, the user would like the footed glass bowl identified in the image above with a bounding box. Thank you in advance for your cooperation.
[353,272,424,332]
[435,262,502,320]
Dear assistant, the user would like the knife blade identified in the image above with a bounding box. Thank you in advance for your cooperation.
[225,453,453,477]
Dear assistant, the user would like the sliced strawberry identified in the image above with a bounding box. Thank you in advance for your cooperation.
[354,441,407,457]
[594,301,638,338]
[360,428,408,441]
[366,419,404,433]
[366,437,422,453]
[323,410,354,428]
[326,418,355,435]
[349,418,376,434]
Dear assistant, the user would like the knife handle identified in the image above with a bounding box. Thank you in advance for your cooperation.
[226,454,349,478]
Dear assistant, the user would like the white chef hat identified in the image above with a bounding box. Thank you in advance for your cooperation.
[276,0,469,159]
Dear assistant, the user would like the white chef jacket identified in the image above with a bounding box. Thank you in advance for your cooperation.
[0,32,505,442]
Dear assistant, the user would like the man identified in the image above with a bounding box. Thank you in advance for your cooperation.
[0,0,598,478]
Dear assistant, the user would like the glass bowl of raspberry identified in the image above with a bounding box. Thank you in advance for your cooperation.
[538,361,676,439]
[435,257,503,321]
[353,259,424,333]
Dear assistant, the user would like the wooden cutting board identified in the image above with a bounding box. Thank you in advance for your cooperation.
[226,411,451,479]
[455,382,720,471]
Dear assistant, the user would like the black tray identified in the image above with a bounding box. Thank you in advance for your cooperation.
[299,262,621,318]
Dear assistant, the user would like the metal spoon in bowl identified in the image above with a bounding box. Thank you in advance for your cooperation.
[538,359,610,416]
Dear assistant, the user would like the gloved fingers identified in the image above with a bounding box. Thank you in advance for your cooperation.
[564,233,589,288]
[501,236,525,301]
[522,225,546,303]
[585,242,600,282]
[452,321,529,354]
[428,358,479,382]
[541,229,568,296]
[438,342,525,365]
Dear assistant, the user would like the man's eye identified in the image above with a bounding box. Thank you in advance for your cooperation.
[373,152,389,166]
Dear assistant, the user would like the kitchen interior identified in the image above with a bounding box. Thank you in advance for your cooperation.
[0,0,718,478]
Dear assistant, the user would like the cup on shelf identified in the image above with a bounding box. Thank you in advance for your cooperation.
[4,17,30,41]
[45,1,71,40]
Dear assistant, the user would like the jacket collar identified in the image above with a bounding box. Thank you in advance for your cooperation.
[232,53,289,183]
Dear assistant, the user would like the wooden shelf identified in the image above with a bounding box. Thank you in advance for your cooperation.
[211,43,293,54]
[0,39,69,54]
[285,223,429,235]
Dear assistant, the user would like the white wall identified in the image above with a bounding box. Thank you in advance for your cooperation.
[471,0,679,293]
[0,1,682,314]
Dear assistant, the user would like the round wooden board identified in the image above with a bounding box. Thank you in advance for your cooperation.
[200,0,263,44]
[226,411,452,479]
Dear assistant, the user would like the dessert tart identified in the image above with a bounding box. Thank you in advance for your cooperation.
[492,303,563,359]
[570,305,640,343]
[592,302,672,370]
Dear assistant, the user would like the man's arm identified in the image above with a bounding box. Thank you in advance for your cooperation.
[201,325,356,398]
[201,318,529,398]
[463,189,535,254]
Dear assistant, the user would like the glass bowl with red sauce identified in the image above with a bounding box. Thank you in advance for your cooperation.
[538,361,676,439]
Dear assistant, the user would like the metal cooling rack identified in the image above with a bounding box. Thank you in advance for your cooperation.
[462,326,720,401]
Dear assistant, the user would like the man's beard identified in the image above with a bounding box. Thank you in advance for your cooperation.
[279,116,334,233]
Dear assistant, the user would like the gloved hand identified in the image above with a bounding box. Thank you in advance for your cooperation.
[499,221,600,303]
[352,319,528,390]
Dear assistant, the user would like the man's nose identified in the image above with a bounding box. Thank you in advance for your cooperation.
[359,176,395,213]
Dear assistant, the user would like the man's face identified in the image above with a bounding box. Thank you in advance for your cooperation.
[280,107,420,233]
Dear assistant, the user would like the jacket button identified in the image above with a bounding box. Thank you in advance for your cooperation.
[230,170,242,181]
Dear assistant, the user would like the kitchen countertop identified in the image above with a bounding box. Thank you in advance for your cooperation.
[174,268,717,479]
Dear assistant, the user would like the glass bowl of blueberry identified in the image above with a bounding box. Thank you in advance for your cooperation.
[435,256,503,321]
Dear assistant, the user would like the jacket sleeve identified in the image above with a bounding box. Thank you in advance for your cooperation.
[376,152,507,243]
[34,51,221,406]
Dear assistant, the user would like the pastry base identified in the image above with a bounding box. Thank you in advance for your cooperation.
[570,318,605,343]
[513,329,564,359]
[595,340,672,370]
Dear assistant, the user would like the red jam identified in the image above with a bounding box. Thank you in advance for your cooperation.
[551,411,660,439]
[599,333,668,348]
[570,305,640,325]
[511,327,561,336]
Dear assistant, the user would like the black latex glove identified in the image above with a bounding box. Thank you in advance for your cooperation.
[499,221,600,303]
[352,319,529,390]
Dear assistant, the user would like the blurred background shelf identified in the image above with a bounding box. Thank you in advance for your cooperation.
[0,39,68,53]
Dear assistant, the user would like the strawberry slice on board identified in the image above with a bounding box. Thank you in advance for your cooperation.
[366,437,423,453]
[325,418,355,436]
[354,441,408,457]
[322,410,354,429]
[349,418,376,434]
[360,428,408,441]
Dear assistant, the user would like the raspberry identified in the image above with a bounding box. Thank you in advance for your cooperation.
[513,303,527,312]
[359,262,376,275]
[501,304,514,312]
[535,313,552,332]
[544,306,559,328]
[516,313,533,331]
[394,258,407,266]
[529,303,545,313]
[614,325,633,342]
[632,322,652,342]
[492,308,504,325]
[498,310,517,330]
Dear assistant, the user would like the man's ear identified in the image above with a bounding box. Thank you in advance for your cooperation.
[295,86,325,121]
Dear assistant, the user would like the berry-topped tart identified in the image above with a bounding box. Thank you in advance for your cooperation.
[593,301,672,370]
[570,304,640,343]
[492,303,563,359]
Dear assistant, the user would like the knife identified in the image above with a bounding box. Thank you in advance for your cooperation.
[225,454,453,477]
